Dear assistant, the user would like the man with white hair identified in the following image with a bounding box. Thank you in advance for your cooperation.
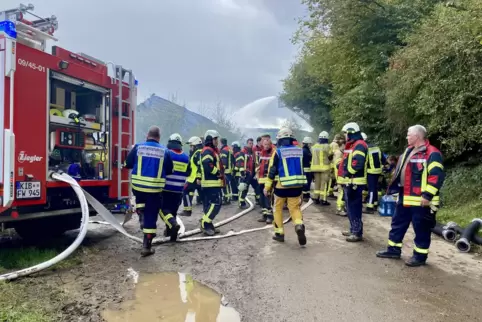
[376,125,445,267]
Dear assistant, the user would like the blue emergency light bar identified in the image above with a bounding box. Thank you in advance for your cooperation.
[0,20,17,39]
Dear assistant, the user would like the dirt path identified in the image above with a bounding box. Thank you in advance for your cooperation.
[3,199,482,321]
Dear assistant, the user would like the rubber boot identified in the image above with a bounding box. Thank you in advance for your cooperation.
[376,249,401,259]
[272,233,285,242]
[346,234,363,242]
[312,198,320,205]
[321,200,330,206]
[258,214,267,222]
[239,202,248,210]
[405,257,426,267]
[179,210,192,217]
[141,234,155,257]
[295,224,307,246]
[265,215,273,225]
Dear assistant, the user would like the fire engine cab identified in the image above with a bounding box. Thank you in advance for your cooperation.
[0,4,135,239]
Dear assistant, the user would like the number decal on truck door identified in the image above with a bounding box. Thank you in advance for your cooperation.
[17,58,46,73]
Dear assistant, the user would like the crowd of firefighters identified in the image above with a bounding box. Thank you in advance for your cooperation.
[125,121,444,267]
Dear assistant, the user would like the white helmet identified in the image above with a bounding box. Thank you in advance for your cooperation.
[318,131,329,139]
[232,141,241,148]
[361,132,367,140]
[204,129,220,139]
[187,136,202,145]
[302,137,313,144]
[342,122,360,133]
[169,133,182,143]
[63,109,80,119]
[276,127,293,139]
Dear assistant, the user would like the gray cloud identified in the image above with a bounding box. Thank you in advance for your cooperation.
[4,0,306,120]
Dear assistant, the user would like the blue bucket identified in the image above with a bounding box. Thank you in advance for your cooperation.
[378,195,396,217]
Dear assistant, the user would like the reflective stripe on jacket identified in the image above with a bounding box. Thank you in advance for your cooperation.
[311,143,331,172]
[130,141,168,193]
[389,140,445,207]
[339,139,368,185]
[186,149,202,183]
[220,145,234,174]
[201,146,223,188]
[367,144,383,175]
[164,150,190,193]
[257,148,275,184]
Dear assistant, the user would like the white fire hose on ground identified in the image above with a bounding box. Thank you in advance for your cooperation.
[0,172,313,281]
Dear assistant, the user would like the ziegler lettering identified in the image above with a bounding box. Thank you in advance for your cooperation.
[18,151,43,163]
[17,58,46,73]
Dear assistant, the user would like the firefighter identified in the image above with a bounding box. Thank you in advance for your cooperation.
[257,136,276,224]
[253,136,263,205]
[376,125,445,266]
[160,133,189,242]
[302,136,314,202]
[236,138,258,209]
[310,131,333,205]
[220,138,234,205]
[124,126,173,257]
[264,127,307,245]
[333,135,347,216]
[180,136,203,217]
[328,135,342,198]
[339,122,368,242]
[361,132,385,214]
[200,129,224,236]
[231,141,241,202]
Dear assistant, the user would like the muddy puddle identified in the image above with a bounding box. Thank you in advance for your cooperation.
[102,271,241,321]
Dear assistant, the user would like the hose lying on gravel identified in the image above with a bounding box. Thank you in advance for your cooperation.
[0,172,313,281]
[432,223,457,242]
[432,220,482,252]
[0,172,90,281]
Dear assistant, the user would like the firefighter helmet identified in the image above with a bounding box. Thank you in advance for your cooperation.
[204,129,220,139]
[187,136,202,145]
[169,133,182,143]
[318,131,329,139]
[302,137,313,144]
[63,109,79,119]
[342,122,360,133]
[361,132,367,140]
[276,127,293,139]
[232,141,241,148]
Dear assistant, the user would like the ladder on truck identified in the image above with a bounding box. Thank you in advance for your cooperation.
[112,65,136,200]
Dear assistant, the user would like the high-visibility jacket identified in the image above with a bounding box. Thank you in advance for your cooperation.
[265,145,307,189]
[186,149,202,184]
[389,140,445,207]
[311,143,332,172]
[367,143,383,175]
[127,140,171,193]
[236,147,255,177]
[257,147,275,184]
[253,145,262,166]
[201,145,224,188]
[338,139,368,185]
[302,145,312,173]
[164,150,190,193]
[220,145,234,174]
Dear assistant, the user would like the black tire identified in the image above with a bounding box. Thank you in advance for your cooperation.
[14,214,82,241]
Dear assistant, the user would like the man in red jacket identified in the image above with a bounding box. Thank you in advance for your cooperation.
[236,138,258,209]
[257,137,276,223]
[376,125,445,267]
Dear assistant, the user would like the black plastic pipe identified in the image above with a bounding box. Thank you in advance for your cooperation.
[432,223,457,242]
[455,219,482,253]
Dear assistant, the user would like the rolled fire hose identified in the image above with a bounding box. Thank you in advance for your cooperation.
[0,172,90,281]
[431,223,457,242]
[0,172,312,280]
[455,218,482,253]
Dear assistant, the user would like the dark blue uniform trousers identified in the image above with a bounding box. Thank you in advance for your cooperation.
[134,190,161,235]
[344,185,365,237]
[387,194,433,261]
[366,173,379,209]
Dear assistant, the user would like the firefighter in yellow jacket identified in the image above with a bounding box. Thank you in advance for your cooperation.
[310,131,333,206]
[263,127,307,246]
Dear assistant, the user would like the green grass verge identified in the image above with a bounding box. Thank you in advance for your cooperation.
[0,282,57,322]
[438,164,482,233]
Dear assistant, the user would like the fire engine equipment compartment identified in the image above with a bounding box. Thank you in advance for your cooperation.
[48,72,110,181]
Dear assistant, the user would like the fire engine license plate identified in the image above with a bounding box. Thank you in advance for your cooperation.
[16,181,41,199]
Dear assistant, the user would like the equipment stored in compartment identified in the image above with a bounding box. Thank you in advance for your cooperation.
[55,129,85,149]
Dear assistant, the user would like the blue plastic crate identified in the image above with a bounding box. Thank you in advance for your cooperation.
[378,194,396,217]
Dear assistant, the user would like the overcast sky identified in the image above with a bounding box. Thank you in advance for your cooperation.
[4,0,306,114]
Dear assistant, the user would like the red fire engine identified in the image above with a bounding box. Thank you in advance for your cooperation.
[0,4,135,239]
